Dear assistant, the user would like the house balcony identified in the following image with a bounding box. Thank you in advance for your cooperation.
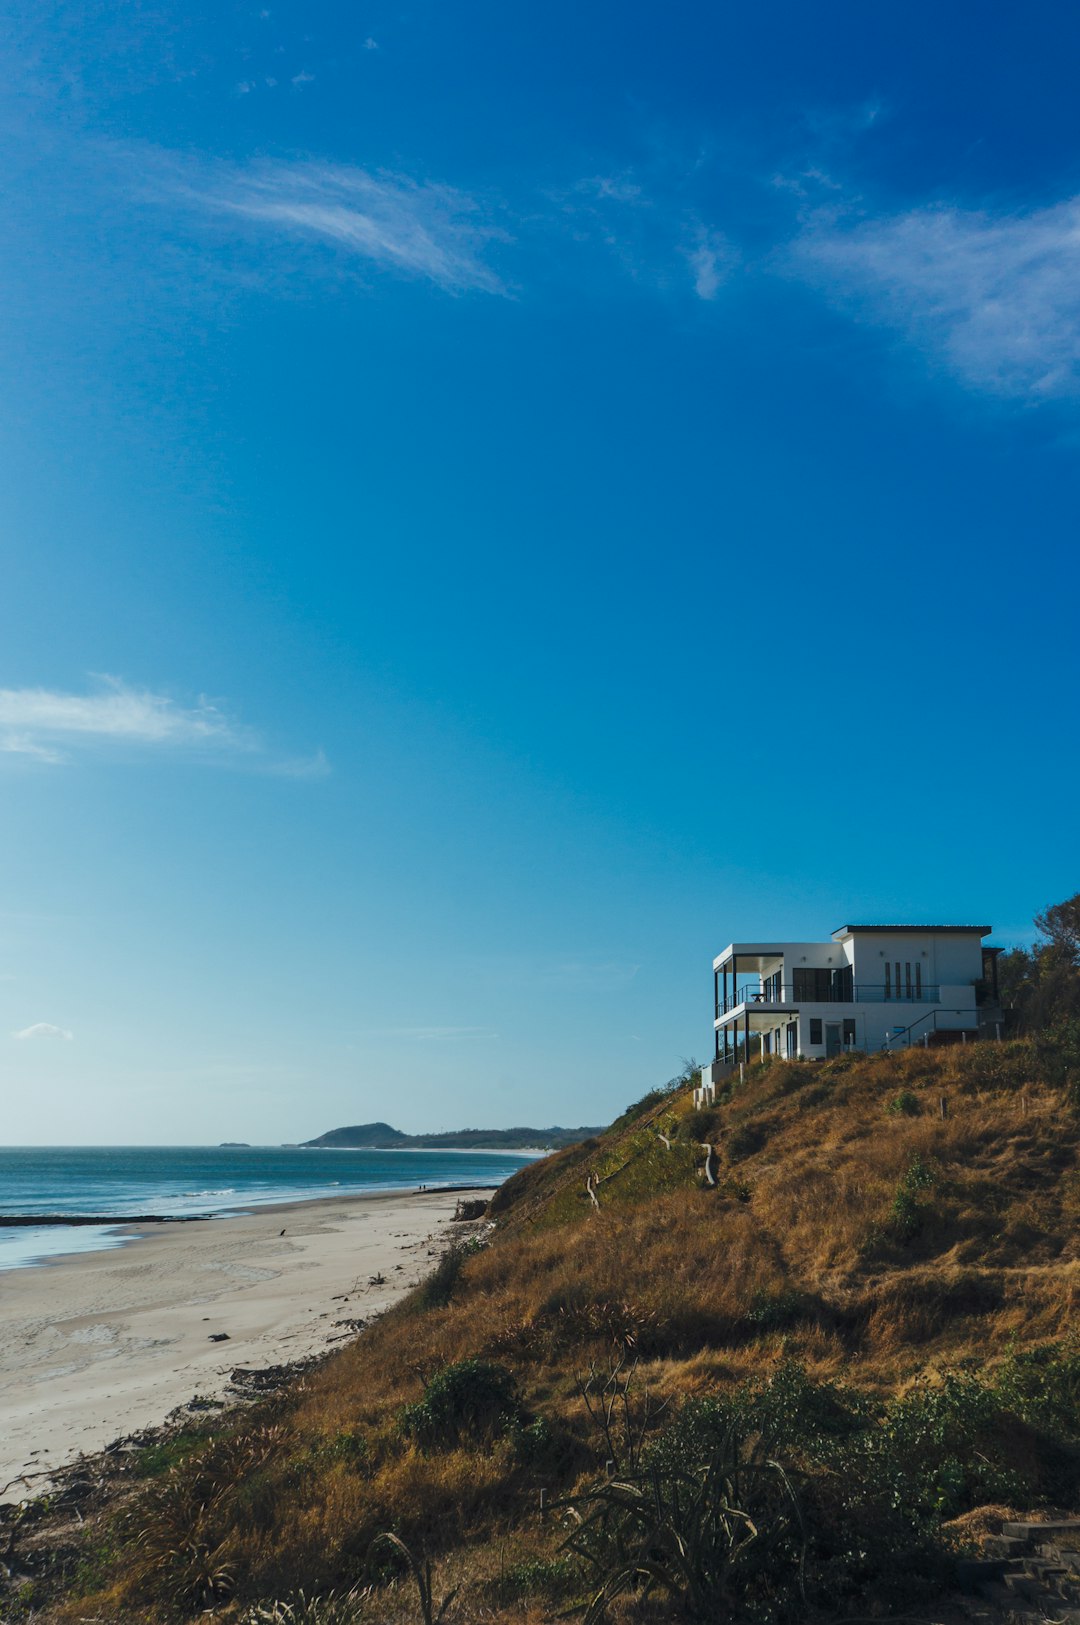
[715,983,941,1018]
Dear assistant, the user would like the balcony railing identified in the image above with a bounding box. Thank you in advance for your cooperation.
[716,983,941,1016]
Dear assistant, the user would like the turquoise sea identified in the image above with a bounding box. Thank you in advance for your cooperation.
[0,1144,536,1272]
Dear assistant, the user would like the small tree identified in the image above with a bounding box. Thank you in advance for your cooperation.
[1035,893,1080,965]
[999,893,1080,1035]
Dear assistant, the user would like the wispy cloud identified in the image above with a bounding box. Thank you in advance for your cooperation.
[178,159,506,295]
[544,960,641,990]
[0,677,244,752]
[265,748,332,780]
[0,676,326,774]
[795,193,1080,400]
[368,1026,498,1041]
[684,225,738,300]
[13,1022,73,1040]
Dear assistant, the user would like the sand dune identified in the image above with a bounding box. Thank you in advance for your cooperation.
[0,1188,487,1495]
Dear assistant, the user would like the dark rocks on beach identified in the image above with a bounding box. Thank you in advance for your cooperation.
[208,1332,231,1342]
[452,1198,488,1221]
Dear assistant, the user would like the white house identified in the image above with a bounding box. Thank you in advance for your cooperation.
[697,923,1001,1100]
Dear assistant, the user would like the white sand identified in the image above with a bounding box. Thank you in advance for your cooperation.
[0,1189,490,1496]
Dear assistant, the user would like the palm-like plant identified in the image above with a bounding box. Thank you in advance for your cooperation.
[554,1422,805,1622]
[369,1532,459,1625]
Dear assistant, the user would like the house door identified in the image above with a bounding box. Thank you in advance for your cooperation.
[825,1023,842,1058]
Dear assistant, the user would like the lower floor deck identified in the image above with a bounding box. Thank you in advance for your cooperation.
[712,997,996,1068]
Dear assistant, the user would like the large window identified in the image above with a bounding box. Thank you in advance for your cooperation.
[809,1017,823,1044]
[843,1018,856,1046]
[794,967,832,1001]
[884,963,892,999]
[915,963,922,998]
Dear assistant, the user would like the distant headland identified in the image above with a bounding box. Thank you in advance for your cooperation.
[299,1120,603,1151]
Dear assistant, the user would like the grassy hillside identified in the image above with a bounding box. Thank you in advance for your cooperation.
[26,1037,1080,1623]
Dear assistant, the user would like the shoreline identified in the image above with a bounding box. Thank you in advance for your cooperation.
[0,1186,491,1495]
[0,1184,506,1230]
[0,1182,515,1276]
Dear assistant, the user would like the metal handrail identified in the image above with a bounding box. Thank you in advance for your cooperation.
[716,982,941,1015]
[882,1007,975,1050]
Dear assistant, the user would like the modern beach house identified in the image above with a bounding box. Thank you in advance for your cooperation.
[696,923,1002,1102]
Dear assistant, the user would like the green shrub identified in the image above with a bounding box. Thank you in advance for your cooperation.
[991,1338,1080,1438]
[557,1420,806,1623]
[683,1107,720,1142]
[400,1359,521,1447]
[489,1556,579,1601]
[746,1287,818,1333]
[309,1429,368,1470]
[945,1040,1036,1094]
[132,1431,207,1478]
[638,1358,1080,1616]
[412,1237,483,1311]
[886,1089,921,1117]
[884,1153,938,1243]
[727,1122,767,1163]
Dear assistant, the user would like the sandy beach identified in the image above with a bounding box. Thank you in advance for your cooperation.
[0,1188,490,1496]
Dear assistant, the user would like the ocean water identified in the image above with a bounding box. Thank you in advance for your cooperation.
[0,1144,537,1272]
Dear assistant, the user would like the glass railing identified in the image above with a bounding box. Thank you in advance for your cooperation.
[716,983,941,1015]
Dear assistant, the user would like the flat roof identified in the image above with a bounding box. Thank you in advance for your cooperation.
[713,942,827,969]
[832,924,991,937]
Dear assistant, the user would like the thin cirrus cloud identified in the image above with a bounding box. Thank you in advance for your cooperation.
[0,677,328,775]
[683,225,739,301]
[138,134,1080,404]
[794,192,1080,401]
[13,1022,73,1041]
[369,1026,498,1041]
[179,159,506,296]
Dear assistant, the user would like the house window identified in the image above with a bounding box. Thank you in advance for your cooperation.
[794,967,832,1001]
[786,1021,798,1057]
[884,963,891,999]
[809,1018,823,1044]
[843,1018,856,1046]
[905,962,912,998]
[895,963,902,1000]
[915,963,922,998]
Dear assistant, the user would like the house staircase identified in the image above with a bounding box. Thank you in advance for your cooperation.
[959,1520,1080,1623]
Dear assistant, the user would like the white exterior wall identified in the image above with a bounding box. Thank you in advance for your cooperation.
[793,1001,960,1056]
[840,930,984,991]
[713,927,988,1060]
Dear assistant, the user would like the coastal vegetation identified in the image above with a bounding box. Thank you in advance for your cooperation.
[12,900,1080,1623]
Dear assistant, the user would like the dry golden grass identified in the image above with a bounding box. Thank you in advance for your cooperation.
[49,1039,1080,1622]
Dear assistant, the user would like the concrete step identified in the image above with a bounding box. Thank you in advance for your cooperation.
[958,1555,1015,1589]
[1049,1548,1080,1572]
[1004,1519,1080,1542]
[984,1535,1033,1559]
[978,1575,1080,1622]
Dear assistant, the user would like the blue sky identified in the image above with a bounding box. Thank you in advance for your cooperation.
[2,0,1078,1143]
